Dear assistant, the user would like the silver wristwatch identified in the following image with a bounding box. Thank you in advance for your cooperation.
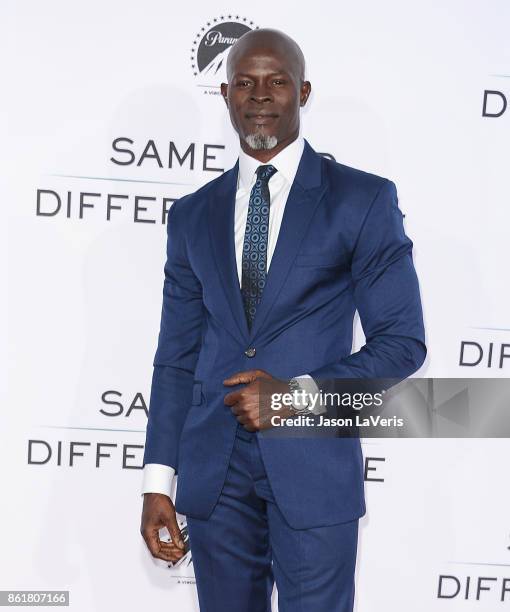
[288,377,311,415]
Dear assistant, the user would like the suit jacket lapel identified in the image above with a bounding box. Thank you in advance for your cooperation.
[207,160,251,345]
[248,139,327,341]
[207,140,327,347]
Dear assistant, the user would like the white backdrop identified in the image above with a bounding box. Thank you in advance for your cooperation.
[3,1,510,610]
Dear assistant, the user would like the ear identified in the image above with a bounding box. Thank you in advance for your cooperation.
[220,83,229,107]
[300,81,312,107]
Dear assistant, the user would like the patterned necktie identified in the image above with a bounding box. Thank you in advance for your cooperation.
[241,164,278,331]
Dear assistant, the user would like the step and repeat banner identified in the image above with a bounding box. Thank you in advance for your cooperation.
[4,1,509,610]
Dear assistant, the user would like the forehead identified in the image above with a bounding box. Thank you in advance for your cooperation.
[229,44,296,76]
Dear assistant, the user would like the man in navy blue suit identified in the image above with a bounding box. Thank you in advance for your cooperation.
[140,28,426,611]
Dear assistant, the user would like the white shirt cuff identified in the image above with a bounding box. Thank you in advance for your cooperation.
[141,463,175,497]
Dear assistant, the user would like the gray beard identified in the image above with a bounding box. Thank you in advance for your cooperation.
[244,133,278,150]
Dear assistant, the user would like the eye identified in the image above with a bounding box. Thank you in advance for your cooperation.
[236,80,251,87]
[272,79,286,86]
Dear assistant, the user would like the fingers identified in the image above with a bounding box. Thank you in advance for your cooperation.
[144,527,185,562]
[223,390,241,407]
[224,391,259,412]
[223,370,272,432]
[224,392,260,431]
[165,512,184,551]
[159,540,187,563]
[233,410,258,432]
[140,494,186,563]
[223,370,260,386]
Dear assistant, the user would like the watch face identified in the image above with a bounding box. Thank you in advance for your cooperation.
[288,378,300,391]
[287,379,312,415]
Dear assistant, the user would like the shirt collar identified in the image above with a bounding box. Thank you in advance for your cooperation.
[237,135,305,192]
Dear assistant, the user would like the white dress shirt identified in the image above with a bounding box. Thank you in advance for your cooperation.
[142,136,322,497]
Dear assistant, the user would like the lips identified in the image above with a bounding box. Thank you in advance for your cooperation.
[245,112,278,124]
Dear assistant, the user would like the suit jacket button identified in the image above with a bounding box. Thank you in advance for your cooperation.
[244,347,256,358]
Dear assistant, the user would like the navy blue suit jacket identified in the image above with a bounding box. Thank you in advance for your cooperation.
[142,139,426,529]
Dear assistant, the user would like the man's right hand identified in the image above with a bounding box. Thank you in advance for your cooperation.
[140,493,186,562]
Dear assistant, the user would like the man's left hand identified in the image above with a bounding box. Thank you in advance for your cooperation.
[223,369,293,432]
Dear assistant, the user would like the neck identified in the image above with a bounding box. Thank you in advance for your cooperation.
[239,130,299,163]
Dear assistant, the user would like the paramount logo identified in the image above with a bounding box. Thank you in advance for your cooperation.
[190,17,257,90]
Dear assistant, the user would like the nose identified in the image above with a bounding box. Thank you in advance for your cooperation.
[250,81,272,104]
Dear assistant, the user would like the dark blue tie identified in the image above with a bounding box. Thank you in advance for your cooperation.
[241,164,278,331]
